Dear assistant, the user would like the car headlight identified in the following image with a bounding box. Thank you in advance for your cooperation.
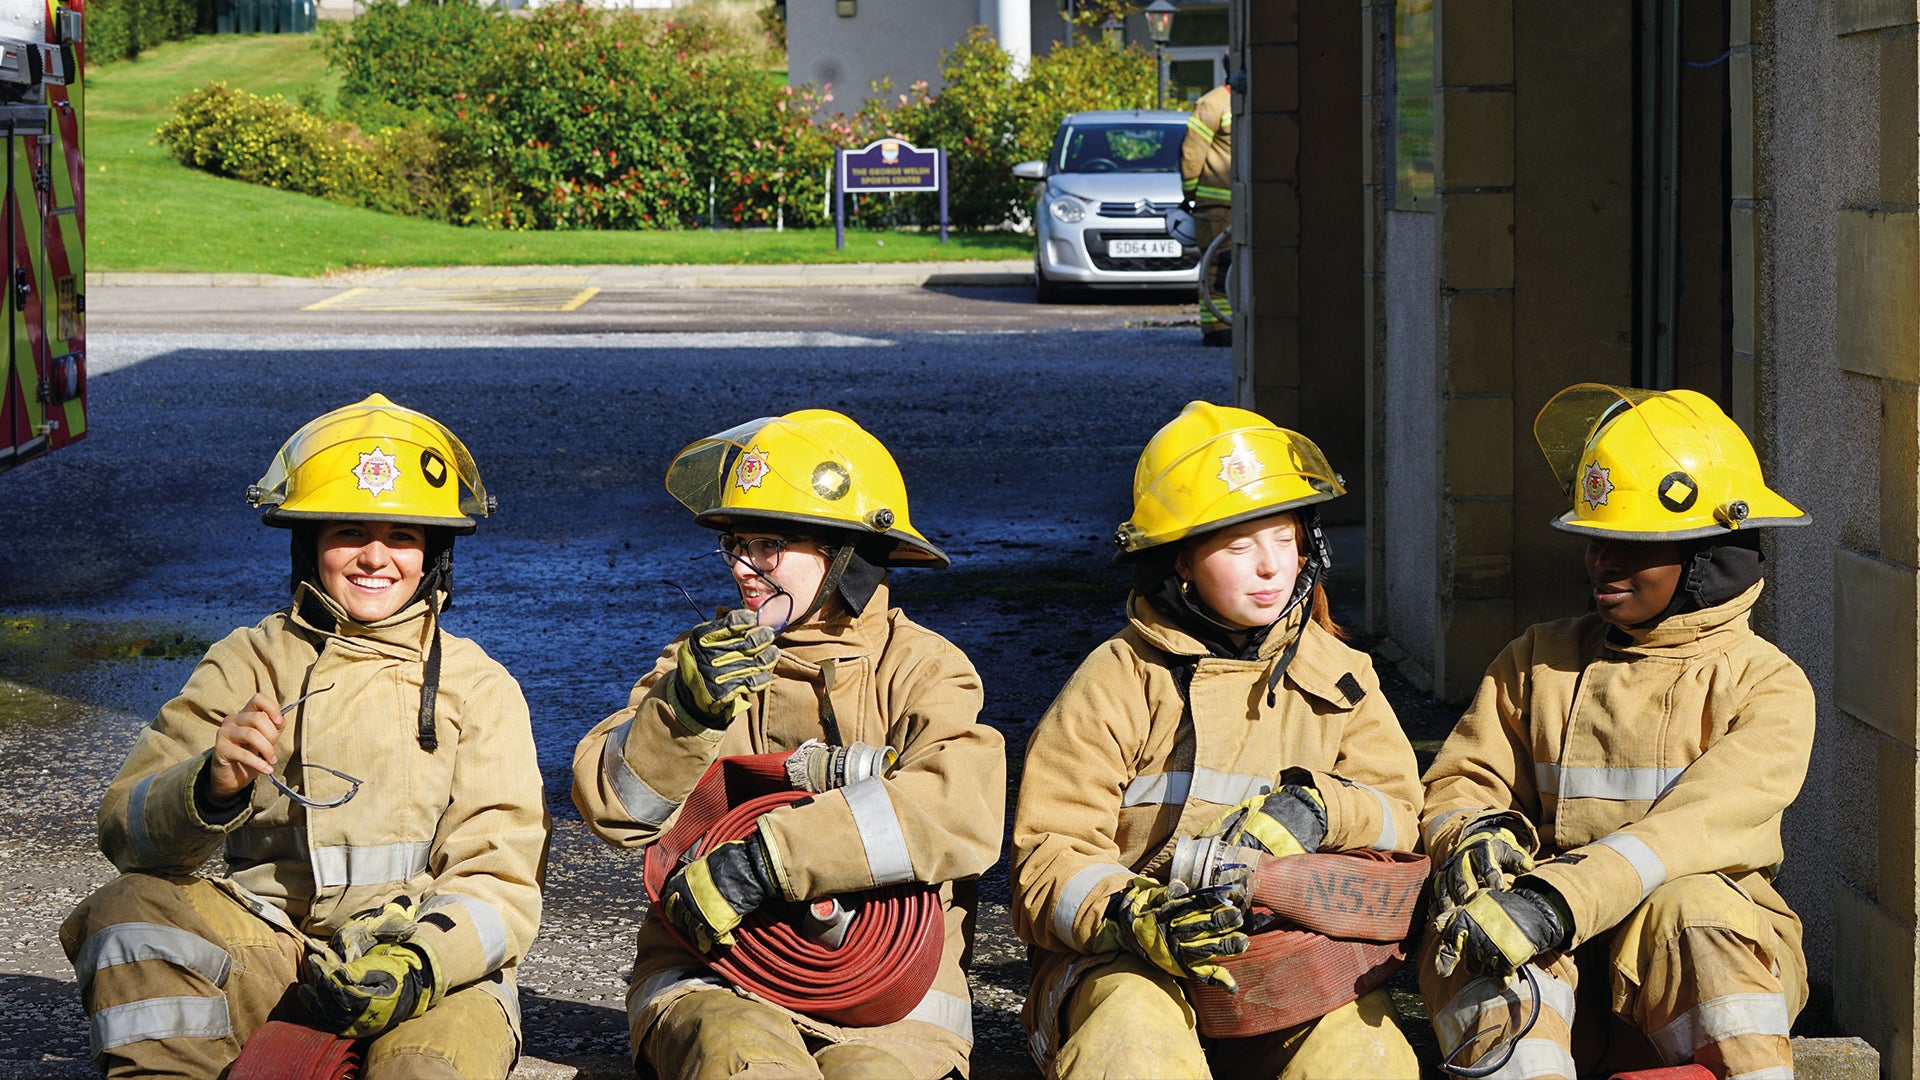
[1049,197,1086,224]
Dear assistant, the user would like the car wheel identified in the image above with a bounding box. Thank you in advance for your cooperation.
[1035,263,1072,304]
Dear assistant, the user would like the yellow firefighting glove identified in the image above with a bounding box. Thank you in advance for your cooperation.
[1434,816,1535,910]
[301,939,444,1038]
[660,833,779,953]
[1431,885,1569,981]
[675,610,779,727]
[1215,783,1327,858]
[327,895,419,963]
[1092,877,1249,992]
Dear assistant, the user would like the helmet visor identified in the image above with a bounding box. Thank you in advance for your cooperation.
[1533,383,1694,500]
[663,416,795,518]
[251,400,489,519]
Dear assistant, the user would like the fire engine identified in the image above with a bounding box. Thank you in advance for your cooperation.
[0,0,82,476]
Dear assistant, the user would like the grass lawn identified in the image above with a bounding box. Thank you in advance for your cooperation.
[90,36,1032,276]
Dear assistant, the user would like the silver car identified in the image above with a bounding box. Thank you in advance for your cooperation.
[1013,109,1200,303]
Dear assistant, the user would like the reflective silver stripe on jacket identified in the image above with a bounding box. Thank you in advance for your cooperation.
[902,988,973,1043]
[422,893,511,972]
[74,922,232,994]
[312,841,432,889]
[1054,863,1133,944]
[1593,833,1667,900]
[629,968,726,1023]
[1535,763,1686,801]
[843,777,915,886]
[1342,779,1397,850]
[91,995,232,1056]
[1434,968,1577,1080]
[1423,807,1474,852]
[125,775,161,867]
[1650,991,1791,1064]
[602,718,680,827]
[1120,768,1270,808]
[1727,1069,1795,1080]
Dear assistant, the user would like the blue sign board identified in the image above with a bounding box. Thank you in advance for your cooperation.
[834,139,947,249]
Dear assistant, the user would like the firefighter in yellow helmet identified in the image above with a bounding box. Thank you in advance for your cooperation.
[1420,385,1812,1078]
[1011,401,1423,1078]
[571,409,1005,1078]
[60,394,549,1079]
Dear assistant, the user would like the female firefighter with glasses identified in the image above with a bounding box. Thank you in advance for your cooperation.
[1012,401,1423,1078]
[1419,385,1814,1079]
[571,409,1005,1078]
[60,395,549,1079]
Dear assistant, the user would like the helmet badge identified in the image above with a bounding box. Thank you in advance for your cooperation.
[1580,460,1614,510]
[735,446,770,493]
[1217,447,1264,493]
[353,447,402,498]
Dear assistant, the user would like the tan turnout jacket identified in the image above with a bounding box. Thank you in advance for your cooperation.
[1421,582,1814,947]
[96,584,549,1030]
[572,582,1006,1072]
[1180,84,1233,206]
[1011,596,1422,1070]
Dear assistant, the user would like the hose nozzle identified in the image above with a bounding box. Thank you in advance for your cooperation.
[785,740,900,793]
[1169,833,1263,893]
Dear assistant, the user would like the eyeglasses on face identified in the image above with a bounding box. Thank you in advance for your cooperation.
[717,533,801,569]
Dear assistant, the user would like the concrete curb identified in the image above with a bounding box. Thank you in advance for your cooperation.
[84,261,1037,291]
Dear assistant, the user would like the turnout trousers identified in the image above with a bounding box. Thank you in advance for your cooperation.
[1419,874,1805,1079]
[60,873,518,1080]
[640,987,961,1080]
[1193,205,1232,338]
[1051,954,1418,1080]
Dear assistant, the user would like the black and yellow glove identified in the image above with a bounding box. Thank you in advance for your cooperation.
[1431,885,1569,980]
[1093,877,1249,992]
[1434,817,1535,909]
[301,939,444,1038]
[660,833,779,953]
[1216,783,1327,858]
[676,610,779,726]
[328,895,419,963]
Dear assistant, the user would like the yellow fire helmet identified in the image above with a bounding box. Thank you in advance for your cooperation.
[247,393,494,532]
[664,409,948,567]
[1533,383,1808,540]
[1116,400,1345,555]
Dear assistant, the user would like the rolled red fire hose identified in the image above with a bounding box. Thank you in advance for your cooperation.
[228,1020,360,1080]
[1187,849,1430,1038]
[644,752,944,1027]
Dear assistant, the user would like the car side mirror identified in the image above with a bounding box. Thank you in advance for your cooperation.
[1012,160,1047,181]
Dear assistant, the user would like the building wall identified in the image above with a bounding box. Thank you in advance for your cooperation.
[786,0,974,102]
[1382,209,1437,673]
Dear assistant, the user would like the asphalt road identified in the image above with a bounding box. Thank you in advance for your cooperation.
[0,283,1239,1077]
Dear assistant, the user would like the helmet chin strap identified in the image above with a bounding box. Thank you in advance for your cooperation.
[789,545,857,627]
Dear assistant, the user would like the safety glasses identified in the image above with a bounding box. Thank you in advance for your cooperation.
[265,685,365,810]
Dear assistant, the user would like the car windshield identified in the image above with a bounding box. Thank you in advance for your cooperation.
[1052,122,1185,174]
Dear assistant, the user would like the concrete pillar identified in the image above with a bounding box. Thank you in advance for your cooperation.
[1361,0,1390,632]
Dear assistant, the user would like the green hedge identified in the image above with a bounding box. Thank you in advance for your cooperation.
[89,0,207,65]
[160,2,1158,231]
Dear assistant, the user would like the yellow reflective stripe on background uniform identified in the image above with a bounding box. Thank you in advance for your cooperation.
[1534,763,1686,801]
[1649,992,1791,1062]
[602,718,680,827]
[1054,863,1133,943]
[1186,116,1214,139]
[903,988,974,1043]
[91,995,232,1056]
[1194,185,1231,202]
[1121,768,1270,808]
[422,893,511,971]
[842,777,915,886]
[311,841,432,888]
[74,922,232,992]
[1593,832,1667,900]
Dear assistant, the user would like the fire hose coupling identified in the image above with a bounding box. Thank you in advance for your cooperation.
[798,896,859,949]
[1169,833,1264,893]
[784,739,900,793]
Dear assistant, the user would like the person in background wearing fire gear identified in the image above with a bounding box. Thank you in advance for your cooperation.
[1181,71,1234,348]
[1011,401,1422,1078]
[572,409,1005,1079]
[61,394,549,1079]
[1420,384,1814,1079]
